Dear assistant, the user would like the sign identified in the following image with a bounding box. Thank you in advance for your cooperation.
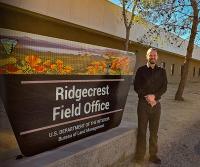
[0,28,135,156]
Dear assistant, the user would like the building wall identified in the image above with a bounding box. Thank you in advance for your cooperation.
[0,0,200,60]
[0,2,200,83]
[132,45,200,83]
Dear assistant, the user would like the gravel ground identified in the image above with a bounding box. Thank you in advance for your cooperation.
[123,82,200,167]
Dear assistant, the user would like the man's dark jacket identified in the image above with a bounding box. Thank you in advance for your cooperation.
[134,64,168,101]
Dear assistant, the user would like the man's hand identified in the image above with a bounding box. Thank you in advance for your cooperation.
[145,94,157,107]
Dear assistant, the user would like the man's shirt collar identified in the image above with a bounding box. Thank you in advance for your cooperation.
[146,62,158,69]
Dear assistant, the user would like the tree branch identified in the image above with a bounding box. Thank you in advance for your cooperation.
[128,0,139,28]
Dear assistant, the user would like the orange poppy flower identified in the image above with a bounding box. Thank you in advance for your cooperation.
[43,60,51,67]
[111,60,118,70]
[5,64,19,72]
[87,66,97,75]
[111,57,129,71]
[63,66,73,74]
[56,59,63,65]
[25,55,41,67]
[91,61,100,69]
[56,59,64,72]
[34,65,46,73]
[100,61,106,69]
[50,64,57,71]
[119,57,129,65]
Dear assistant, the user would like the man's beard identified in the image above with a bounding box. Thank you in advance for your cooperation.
[149,59,156,64]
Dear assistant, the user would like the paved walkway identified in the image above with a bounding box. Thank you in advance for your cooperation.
[123,82,200,167]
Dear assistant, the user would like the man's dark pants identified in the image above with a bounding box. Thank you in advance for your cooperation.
[135,99,161,160]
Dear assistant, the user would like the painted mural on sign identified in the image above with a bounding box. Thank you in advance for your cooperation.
[0,28,136,156]
[0,28,134,75]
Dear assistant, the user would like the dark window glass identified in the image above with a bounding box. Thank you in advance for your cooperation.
[193,67,196,77]
[171,64,175,75]
[199,68,200,77]
[180,65,184,76]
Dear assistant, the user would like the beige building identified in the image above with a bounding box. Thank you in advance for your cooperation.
[0,0,200,83]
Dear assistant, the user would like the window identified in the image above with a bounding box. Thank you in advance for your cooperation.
[193,67,196,77]
[199,68,200,77]
[180,65,184,76]
[171,64,175,75]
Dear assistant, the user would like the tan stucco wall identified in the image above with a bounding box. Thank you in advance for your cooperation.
[0,0,200,60]
[158,55,200,83]
[0,2,199,83]
[132,45,200,83]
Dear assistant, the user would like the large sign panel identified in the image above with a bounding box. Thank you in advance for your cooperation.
[0,28,135,156]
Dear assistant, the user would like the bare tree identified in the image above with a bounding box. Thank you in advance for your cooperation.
[120,0,160,51]
[121,0,139,51]
[139,0,200,101]
[175,0,199,101]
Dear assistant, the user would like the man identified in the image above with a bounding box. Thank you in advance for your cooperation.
[134,48,168,164]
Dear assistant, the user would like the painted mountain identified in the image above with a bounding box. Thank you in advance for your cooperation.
[0,28,135,75]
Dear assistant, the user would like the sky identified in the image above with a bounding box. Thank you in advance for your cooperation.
[109,0,121,6]
[108,0,200,46]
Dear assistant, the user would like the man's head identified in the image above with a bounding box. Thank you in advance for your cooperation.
[146,48,158,65]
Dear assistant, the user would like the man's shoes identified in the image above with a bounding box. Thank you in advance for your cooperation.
[149,155,161,164]
[133,158,144,165]
[135,159,143,164]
